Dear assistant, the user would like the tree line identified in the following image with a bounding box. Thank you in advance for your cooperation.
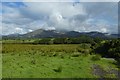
[94,39,120,63]
[33,37,120,64]
[33,35,103,44]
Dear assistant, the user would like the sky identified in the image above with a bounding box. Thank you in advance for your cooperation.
[1,1,118,35]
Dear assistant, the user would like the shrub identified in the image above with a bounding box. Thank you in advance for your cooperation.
[53,38,66,44]
[91,54,101,61]
[94,39,120,60]
[79,43,91,49]
[52,53,57,57]
[71,53,81,57]
[60,55,64,59]
[31,59,36,64]
[34,38,51,44]
[20,66,23,68]
[77,48,82,52]
[53,65,62,72]
[82,52,89,57]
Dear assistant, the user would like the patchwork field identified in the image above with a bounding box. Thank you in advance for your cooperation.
[2,44,120,78]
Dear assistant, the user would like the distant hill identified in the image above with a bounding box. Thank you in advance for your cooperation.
[2,29,119,39]
[22,29,65,38]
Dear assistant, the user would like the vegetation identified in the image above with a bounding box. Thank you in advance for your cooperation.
[94,39,120,63]
[91,54,101,61]
[53,65,62,73]
[2,35,103,44]
[2,37,120,78]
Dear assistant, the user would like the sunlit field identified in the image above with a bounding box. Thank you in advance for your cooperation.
[0,41,2,79]
[2,1,120,79]
[2,43,119,78]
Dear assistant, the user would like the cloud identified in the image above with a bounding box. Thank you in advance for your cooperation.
[2,0,119,2]
[2,2,118,35]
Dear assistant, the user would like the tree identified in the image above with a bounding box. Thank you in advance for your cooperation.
[33,38,51,44]
[94,39,120,62]
[39,38,51,44]
[53,38,66,44]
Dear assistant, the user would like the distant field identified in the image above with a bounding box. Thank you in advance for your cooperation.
[2,39,35,44]
[2,43,120,78]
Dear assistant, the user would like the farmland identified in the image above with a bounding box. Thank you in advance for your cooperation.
[2,1,120,79]
[2,43,120,78]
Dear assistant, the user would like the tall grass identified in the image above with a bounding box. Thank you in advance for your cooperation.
[2,44,92,55]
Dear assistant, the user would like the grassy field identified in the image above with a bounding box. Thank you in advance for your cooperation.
[0,42,2,79]
[2,43,119,78]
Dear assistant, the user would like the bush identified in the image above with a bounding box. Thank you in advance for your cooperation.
[53,65,62,72]
[53,38,66,44]
[52,53,57,57]
[71,53,81,57]
[60,55,64,59]
[94,39,120,61]
[31,59,36,64]
[79,43,91,49]
[33,38,52,44]
[91,54,101,61]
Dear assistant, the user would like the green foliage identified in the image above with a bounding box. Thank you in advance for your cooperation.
[94,39,120,62]
[33,35,96,45]
[34,38,52,44]
[3,44,91,54]
[31,59,36,64]
[71,53,81,57]
[78,43,91,49]
[2,36,105,45]
[52,53,57,57]
[69,35,94,44]
[2,43,119,78]
[53,65,62,73]
[53,38,66,44]
[91,54,101,61]
[94,37,103,43]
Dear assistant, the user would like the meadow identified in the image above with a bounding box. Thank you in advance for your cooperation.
[0,42,2,79]
[2,43,120,78]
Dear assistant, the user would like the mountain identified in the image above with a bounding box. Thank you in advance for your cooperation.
[22,29,109,38]
[22,29,66,38]
[109,34,120,38]
[2,33,22,39]
[85,31,109,38]
[2,29,120,39]
[65,31,82,37]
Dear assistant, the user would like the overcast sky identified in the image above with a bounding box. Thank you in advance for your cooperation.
[1,1,118,35]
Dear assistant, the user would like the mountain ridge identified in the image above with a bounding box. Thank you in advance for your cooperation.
[2,29,119,39]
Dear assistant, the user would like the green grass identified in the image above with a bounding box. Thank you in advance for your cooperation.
[2,44,119,78]
[2,39,35,43]
[0,42,2,79]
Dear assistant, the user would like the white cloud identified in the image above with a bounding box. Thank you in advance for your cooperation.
[21,2,86,19]
[101,28,107,33]
[2,2,118,35]
[0,22,1,32]
[2,0,119,2]
[2,5,22,18]
[2,23,27,35]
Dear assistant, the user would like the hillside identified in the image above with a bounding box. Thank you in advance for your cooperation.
[2,29,119,39]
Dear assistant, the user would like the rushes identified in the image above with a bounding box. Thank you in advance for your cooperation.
[53,65,62,73]
[31,59,36,64]
[2,44,92,54]
[91,54,101,61]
